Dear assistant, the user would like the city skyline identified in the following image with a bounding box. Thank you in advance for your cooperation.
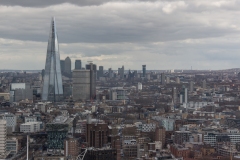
[2,1,240,159]
[1,1,240,70]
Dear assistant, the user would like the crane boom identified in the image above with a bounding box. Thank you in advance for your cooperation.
[77,148,87,160]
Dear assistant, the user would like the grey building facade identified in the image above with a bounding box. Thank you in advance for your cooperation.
[97,66,104,80]
[75,60,82,69]
[72,70,90,101]
[10,83,33,102]
[64,57,71,76]
[86,63,97,100]
[142,65,146,78]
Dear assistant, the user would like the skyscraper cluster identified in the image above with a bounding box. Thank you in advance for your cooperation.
[60,58,82,77]
[118,66,124,79]
[42,18,94,102]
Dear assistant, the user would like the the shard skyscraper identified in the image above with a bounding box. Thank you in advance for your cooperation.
[42,17,63,102]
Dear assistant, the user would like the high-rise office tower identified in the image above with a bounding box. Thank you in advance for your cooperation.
[98,66,104,79]
[108,68,113,78]
[42,17,63,102]
[60,60,65,74]
[189,81,194,92]
[161,73,165,85]
[184,88,188,103]
[172,87,177,104]
[118,66,124,79]
[86,63,97,99]
[121,66,124,79]
[75,60,82,69]
[142,65,146,77]
[64,57,71,76]
[180,86,188,104]
[72,70,90,101]
[99,66,103,77]
[118,68,121,76]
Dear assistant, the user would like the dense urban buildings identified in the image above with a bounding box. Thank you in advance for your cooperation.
[2,17,240,160]
[2,61,240,160]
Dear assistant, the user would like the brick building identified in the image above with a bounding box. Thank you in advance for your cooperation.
[64,137,79,159]
[87,122,109,148]
[155,126,166,147]
[170,144,190,159]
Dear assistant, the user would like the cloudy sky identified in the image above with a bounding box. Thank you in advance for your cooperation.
[0,0,240,70]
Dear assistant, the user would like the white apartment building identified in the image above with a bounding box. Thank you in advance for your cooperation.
[20,122,42,133]
[204,130,240,147]
[182,101,216,109]
[25,116,37,123]
[1,113,16,132]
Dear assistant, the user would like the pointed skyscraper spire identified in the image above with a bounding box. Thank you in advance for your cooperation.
[42,17,63,102]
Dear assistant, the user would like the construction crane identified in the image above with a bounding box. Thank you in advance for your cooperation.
[77,148,87,160]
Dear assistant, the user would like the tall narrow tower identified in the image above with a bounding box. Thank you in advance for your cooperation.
[161,73,165,85]
[42,17,63,102]
[86,63,97,100]
[142,65,146,78]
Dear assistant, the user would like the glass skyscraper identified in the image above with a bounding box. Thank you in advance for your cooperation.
[42,17,63,102]
[142,65,146,77]
[75,60,82,69]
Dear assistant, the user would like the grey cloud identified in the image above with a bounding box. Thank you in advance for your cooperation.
[0,1,240,70]
[0,0,107,7]
[0,0,161,7]
[0,2,238,44]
